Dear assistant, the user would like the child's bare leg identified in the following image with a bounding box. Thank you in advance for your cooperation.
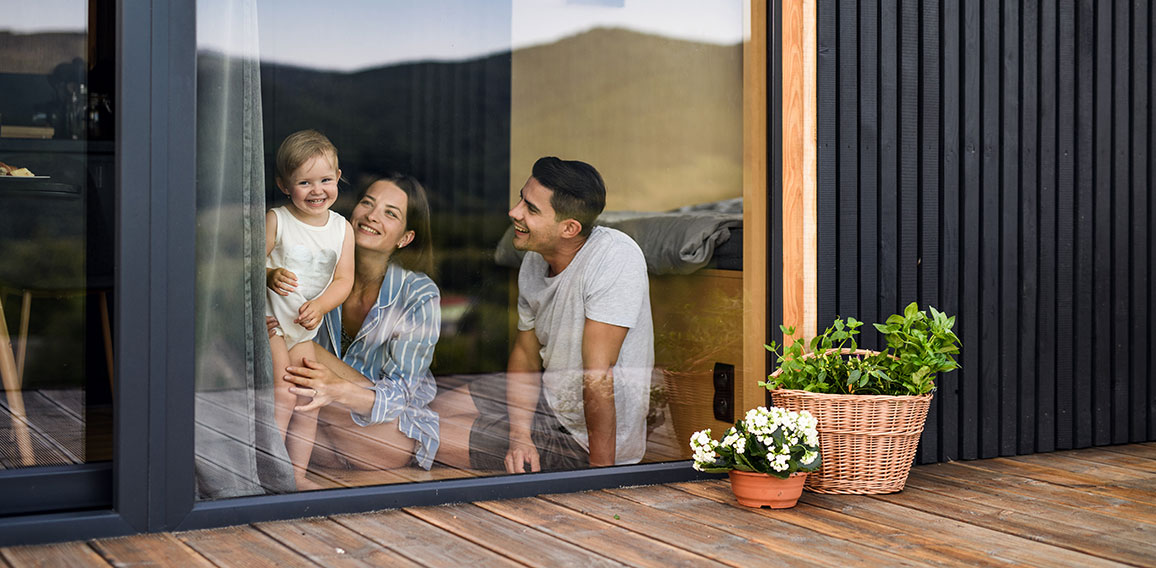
[270,334,293,441]
[285,340,322,489]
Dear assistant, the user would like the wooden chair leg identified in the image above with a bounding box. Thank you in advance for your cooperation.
[0,293,35,466]
[16,290,30,382]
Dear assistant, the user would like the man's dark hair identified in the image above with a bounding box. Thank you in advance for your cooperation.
[532,156,606,237]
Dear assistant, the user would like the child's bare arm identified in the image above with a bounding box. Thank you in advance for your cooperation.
[265,210,297,296]
[296,221,355,329]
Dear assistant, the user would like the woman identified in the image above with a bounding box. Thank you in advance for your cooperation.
[280,173,440,479]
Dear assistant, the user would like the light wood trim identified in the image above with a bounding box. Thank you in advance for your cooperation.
[742,0,769,411]
[781,0,818,344]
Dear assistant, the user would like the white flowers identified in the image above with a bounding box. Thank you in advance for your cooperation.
[689,406,822,477]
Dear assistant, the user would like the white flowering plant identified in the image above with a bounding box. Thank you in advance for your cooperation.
[690,406,822,478]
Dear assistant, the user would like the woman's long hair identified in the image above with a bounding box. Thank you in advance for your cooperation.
[360,173,434,276]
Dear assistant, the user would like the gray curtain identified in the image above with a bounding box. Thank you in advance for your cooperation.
[193,0,293,498]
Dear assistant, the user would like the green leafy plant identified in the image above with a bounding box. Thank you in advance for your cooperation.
[760,302,961,396]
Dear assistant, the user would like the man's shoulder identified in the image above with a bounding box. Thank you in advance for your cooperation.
[588,226,646,264]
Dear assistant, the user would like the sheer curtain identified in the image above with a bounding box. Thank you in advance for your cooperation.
[194,0,293,498]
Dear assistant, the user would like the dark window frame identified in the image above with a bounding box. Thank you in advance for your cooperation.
[0,0,779,544]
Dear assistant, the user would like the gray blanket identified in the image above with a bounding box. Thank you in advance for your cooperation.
[495,209,741,275]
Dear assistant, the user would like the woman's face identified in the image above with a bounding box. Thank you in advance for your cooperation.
[351,180,415,254]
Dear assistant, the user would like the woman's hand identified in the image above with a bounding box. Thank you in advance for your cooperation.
[296,300,322,330]
[283,358,347,413]
[267,267,298,296]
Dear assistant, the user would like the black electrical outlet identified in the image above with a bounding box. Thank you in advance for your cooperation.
[713,362,735,422]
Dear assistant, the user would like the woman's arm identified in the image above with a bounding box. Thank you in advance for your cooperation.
[284,347,377,415]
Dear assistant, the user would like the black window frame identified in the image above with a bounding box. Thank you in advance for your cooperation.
[0,0,778,544]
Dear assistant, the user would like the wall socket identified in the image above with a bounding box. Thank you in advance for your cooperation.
[712,362,735,422]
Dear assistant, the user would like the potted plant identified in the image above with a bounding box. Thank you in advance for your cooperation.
[761,302,960,494]
[689,406,822,508]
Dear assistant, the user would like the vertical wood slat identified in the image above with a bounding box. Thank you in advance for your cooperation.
[1019,0,1041,456]
[812,0,1156,463]
[960,0,981,461]
[1130,0,1149,442]
[1073,0,1095,449]
[817,0,838,328]
[939,0,961,461]
[919,0,941,461]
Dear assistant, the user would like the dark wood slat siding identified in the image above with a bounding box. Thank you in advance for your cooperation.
[814,0,1156,463]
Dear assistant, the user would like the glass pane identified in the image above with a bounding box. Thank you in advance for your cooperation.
[0,0,116,471]
[195,0,748,498]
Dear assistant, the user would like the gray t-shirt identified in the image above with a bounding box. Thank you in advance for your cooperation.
[517,226,654,464]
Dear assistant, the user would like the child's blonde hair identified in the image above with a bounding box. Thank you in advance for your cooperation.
[275,129,339,183]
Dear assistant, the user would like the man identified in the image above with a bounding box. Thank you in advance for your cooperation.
[454,156,654,473]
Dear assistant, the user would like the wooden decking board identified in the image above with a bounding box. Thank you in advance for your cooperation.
[475,495,726,568]
[1100,442,1156,459]
[959,457,1156,506]
[90,533,216,567]
[177,525,316,567]
[671,480,1008,568]
[914,462,1156,525]
[3,445,1156,567]
[0,541,110,568]
[333,509,522,567]
[254,517,424,568]
[903,469,1156,548]
[800,492,1129,568]
[404,501,625,567]
[873,485,1156,566]
[602,483,926,567]
[542,488,832,567]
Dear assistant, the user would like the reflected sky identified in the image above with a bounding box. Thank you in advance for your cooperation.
[1,0,86,32]
[198,0,744,72]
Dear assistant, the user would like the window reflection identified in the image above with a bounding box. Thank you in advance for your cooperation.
[195,0,747,498]
[0,0,115,471]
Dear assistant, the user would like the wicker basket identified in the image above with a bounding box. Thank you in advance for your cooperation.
[768,349,933,494]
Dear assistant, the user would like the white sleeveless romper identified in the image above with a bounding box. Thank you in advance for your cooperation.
[265,206,347,348]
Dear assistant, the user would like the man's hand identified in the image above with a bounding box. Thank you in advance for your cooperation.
[267,267,297,296]
[505,436,541,473]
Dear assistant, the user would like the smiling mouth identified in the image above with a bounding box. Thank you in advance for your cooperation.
[306,197,327,206]
[512,223,528,235]
[357,223,381,235]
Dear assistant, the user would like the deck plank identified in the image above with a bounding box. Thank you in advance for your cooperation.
[0,541,111,568]
[671,480,1012,567]
[334,509,522,567]
[254,516,423,567]
[178,525,316,567]
[904,469,1156,546]
[90,533,216,567]
[604,483,929,567]
[405,501,625,567]
[914,462,1156,524]
[543,488,831,567]
[3,444,1155,566]
[801,491,1129,567]
[476,495,725,567]
[960,456,1156,505]
[872,485,1156,566]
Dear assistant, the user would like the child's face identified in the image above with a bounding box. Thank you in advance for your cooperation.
[278,153,340,221]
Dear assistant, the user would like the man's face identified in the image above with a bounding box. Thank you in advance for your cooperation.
[508,176,563,253]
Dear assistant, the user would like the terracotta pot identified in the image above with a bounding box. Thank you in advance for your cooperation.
[727,470,807,508]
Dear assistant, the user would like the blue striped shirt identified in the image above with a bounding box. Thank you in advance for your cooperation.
[317,262,441,469]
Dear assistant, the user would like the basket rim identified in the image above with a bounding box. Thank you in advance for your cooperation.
[768,387,934,403]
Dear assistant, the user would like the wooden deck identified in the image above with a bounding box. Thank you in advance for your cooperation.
[2,443,1154,567]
